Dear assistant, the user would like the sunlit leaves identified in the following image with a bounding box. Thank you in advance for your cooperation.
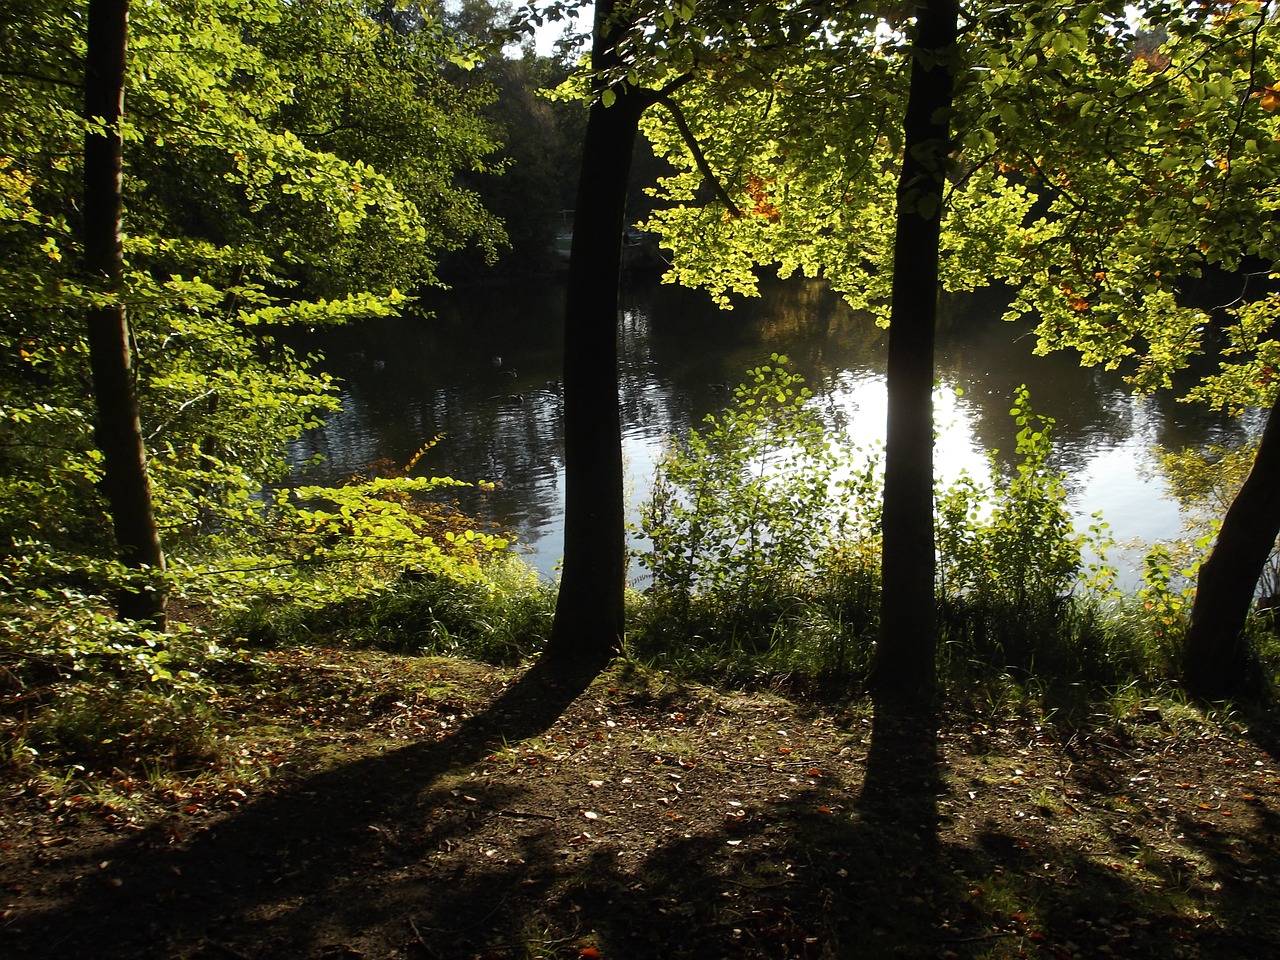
[643,0,1280,423]
[0,0,511,623]
[964,0,1280,408]
[640,355,879,612]
[936,386,1105,618]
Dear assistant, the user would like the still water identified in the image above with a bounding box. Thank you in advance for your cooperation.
[289,278,1258,589]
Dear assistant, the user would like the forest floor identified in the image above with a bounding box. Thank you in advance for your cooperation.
[2,646,1280,960]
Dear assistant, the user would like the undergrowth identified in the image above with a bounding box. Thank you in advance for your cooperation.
[225,557,554,663]
[3,361,1278,794]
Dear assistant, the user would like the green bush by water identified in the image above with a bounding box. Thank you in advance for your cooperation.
[630,362,1247,697]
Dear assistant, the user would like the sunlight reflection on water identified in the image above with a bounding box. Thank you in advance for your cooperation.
[290,278,1252,594]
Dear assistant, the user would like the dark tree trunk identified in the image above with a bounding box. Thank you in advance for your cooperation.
[544,1,644,666]
[1182,392,1280,701]
[872,0,959,703]
[84,0,167,627]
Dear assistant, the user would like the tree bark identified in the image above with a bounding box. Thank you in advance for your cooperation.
[1181,391,1280,701]
[872,0,959,703]
[544,0,644,666]
[84,0,167,627]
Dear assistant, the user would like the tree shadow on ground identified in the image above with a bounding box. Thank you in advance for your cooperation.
[6,655,605,959]
[7,666,1280,959]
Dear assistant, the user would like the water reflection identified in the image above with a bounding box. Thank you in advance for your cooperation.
[289,277,1249,588]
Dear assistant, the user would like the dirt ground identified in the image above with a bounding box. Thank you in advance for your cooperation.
[3,648,1280,959]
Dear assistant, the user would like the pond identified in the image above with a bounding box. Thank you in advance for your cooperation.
[289,277,1258,589]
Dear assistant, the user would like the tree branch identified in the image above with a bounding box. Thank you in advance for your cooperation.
[0,68,79,89]
[655,94,743,218]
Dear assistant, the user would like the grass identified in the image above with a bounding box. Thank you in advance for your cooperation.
[6,553,1279,803]
[224,557,555,662]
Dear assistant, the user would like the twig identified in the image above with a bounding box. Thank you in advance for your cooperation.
[407,916,426,947]
[723,876,798,890]
[938,931,1017,944]
[497,808,557,821]
[209,943,253,960]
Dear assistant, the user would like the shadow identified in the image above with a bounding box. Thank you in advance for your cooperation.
[5,656,604,959]
[859,699,942,837]
[9,671,1280,960]
[850,699,945,951]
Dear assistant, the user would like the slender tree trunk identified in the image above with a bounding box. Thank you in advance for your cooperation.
[1182,392,1280,701]
[872,0,959,703]
[544,1,643,665]
[84,0,167,627]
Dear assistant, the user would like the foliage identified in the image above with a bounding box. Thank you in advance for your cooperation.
[1158,441,1280,594]
[1135,542,1198,665]
[1153,439,1280,641]
[0,0,507,615]
[440,0,588,275]
[628,0,1280,698]
[251,0,508,289]
[936,386,1113,666]
[0,574,212,689]
[225,558,554,663]
[968,1,1280,410]
[641,0,1280,410]
[0,574,232,775]
[638,356,877,631]
[634,363,1155,690]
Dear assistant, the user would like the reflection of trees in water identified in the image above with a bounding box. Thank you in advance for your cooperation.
[617,290,698,447]
[282,277,1240,572]
[1147,389,1266,454]
[285,287,574,554]
[936,291,1137,477]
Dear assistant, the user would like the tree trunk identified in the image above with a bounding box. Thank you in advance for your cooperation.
[1181,391,1280,701]
[84,0,167,627]
[872,0,959,703]
[544,1,643,665]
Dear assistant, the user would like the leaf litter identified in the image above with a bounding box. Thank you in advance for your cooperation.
[1,649,1278,959]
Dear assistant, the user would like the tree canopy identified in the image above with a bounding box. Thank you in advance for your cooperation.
[0,0,506,598]
[636,0,1280,697]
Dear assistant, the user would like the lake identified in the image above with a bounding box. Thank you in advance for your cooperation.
[289,277,1259,590]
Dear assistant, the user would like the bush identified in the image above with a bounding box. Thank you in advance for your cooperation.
[634,369,1162,693]
[225,557,554,665]
[636,356,881,668]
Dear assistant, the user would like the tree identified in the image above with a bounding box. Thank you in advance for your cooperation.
[1,0,504,612]
[1183,390,1280,699]
[253,0,507,291]
[967,0,1280,700]
[644,0,1280,700]
[81,0,167,626]
[642,2,992,696]
[544,0,646,663]
[874,0,960,701]
[437,0,588,275]
[543,0,836,664]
